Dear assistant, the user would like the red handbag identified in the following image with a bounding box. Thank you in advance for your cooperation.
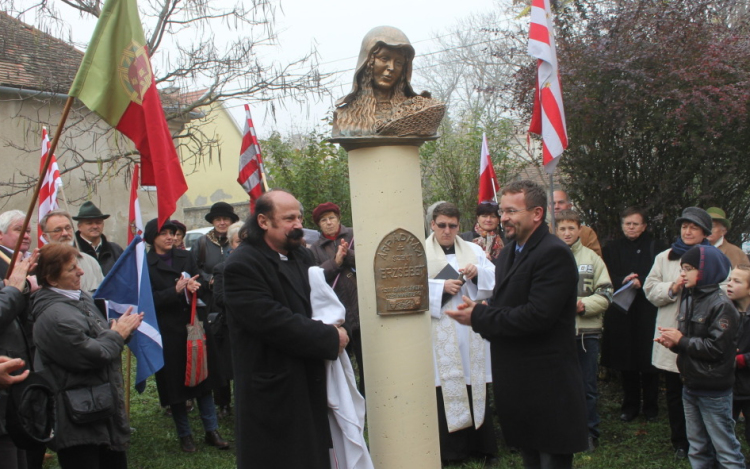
[185,291,208,387]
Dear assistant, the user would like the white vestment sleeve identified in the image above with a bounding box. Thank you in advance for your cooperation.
[428,278,446,319]
[463,243,495,302]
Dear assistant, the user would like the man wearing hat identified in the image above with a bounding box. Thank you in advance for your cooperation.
[191,201,239,416]
[644,206,722,460]
[706,207,749,268]
[73,201,123,276]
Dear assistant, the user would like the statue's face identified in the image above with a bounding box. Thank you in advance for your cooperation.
[371,46,406,92]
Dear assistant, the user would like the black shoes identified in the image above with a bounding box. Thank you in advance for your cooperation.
[180,435,196,453]
[205,430,230,449]
[587,436,599,453]
[619,411,638,422]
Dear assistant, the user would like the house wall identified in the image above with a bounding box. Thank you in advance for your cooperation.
[0,90,186,247]
[180,100,250,231]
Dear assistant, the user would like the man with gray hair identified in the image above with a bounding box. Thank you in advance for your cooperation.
[40,210,104,292]
[0,210,31,279]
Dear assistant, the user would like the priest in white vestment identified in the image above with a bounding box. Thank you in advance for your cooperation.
[426,202,497,464]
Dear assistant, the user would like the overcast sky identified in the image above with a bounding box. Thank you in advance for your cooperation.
[23,0,500,137]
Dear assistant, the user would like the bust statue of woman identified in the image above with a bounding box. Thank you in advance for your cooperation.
[332,26,445,138]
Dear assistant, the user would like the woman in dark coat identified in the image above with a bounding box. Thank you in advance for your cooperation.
[308,202,364,393]
[31,244,141,469]
[143,218,228,453]
[601,207,667,422]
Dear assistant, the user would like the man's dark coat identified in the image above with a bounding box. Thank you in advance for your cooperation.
[472,222,588,454]
[75,232,123,276]
[224,239,339,469]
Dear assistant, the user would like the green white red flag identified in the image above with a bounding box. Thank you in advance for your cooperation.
[68,0,187,229]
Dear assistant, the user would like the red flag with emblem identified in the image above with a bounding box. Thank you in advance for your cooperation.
[68,0,187,229]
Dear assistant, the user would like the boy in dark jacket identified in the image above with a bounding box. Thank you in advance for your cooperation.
[655,245,743,469]
[730,264,750,447]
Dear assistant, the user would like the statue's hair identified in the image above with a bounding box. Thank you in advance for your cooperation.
[336,45,409,135]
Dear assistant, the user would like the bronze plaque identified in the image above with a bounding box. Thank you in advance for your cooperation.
[374,228,428,316]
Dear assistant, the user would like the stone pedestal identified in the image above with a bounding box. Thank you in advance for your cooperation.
[338,137,440,468]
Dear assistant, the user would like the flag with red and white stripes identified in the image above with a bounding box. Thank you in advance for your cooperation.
[528,0,568,174]
[38,127,63,246]
[128,164,144,244]
[237,104,265,211]
[478,133,499,203]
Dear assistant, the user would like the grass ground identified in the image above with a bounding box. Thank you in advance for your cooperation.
[41,364,750,468]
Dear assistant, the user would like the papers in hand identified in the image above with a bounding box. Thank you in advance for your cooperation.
[613,280,636,312]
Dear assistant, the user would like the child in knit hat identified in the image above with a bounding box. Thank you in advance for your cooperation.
[655,245,743,468]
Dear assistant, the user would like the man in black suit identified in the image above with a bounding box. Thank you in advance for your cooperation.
[448,180,588,469]
[223,190,348,469]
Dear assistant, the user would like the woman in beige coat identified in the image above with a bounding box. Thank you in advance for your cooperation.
[644,207,714,460]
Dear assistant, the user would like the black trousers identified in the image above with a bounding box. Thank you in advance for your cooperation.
[519,448,574,469]
[57,445,127,469]
[664,371,688,451]
[621,370,660,417]
[0,435,27,469]
[733,399,750,446]
[346,328,365,397]
[436,385,497,461]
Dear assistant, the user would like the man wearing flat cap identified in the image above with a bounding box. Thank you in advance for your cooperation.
[73,201,123,276]
[706,207,749,268]
[191,201,239,415]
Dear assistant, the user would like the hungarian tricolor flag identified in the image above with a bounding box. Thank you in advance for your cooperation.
[68,0,187,229]
[528,0,568,174]
[478,133,499,203]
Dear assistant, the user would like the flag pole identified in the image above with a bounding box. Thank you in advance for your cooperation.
[549,172,555,232]
[5,96,74,279]
[125,349,132,417]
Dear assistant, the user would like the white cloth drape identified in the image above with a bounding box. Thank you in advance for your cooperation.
[309,267,374,469]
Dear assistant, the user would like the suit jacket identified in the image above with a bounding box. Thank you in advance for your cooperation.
[224,240,339,469]
[472,222,588,454]
[75,232,123,276]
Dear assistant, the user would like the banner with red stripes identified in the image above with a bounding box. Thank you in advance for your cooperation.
[237,104,265,211]
[38,127,63,246]
[528,0,568,174]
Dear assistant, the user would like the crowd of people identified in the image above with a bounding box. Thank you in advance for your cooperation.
[0,181,749,469]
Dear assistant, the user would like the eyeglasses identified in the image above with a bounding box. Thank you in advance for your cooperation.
[499,207,535,216]
[680,265,697,273]
[435,222,459,230]
[480,201,499,207]
[45,225,74,235]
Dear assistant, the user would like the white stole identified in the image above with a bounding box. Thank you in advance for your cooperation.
[425,234,487,432]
